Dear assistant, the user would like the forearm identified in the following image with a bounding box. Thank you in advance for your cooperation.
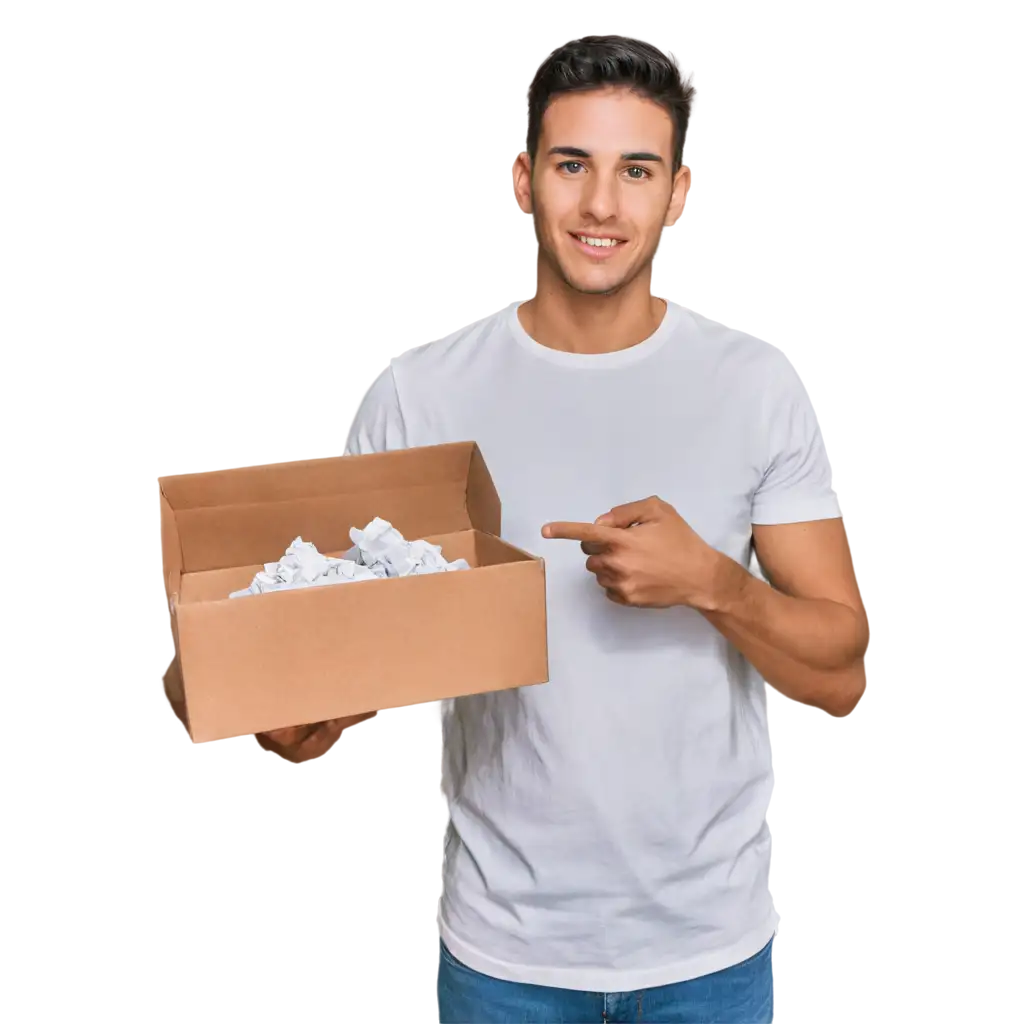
[704,603,866,716]
[699,556,868,716]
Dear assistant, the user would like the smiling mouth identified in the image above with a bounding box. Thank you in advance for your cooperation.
[570,232,625,248]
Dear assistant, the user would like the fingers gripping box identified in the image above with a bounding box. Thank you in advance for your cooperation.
[159,442,549,742]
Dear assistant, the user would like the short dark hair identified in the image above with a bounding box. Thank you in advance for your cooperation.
[527,35,695,174]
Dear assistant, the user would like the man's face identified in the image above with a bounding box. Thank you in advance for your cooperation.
[515,86,690,296]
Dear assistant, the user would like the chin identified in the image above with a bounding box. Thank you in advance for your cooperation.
[571,284,627,297]
[551,260,618,294]
[563,271,632,296]
[540,241,639,296]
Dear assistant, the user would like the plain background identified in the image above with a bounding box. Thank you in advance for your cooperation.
[2,1,1020,1020]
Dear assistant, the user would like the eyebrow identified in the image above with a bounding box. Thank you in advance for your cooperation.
[548,146,664,163]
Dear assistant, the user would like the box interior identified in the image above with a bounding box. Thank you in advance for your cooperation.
[160,442,503,598]
[178,528,534,605]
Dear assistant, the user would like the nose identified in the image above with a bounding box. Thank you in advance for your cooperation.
[578,167,620,224]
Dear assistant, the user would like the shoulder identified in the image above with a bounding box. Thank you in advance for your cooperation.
[676,304,792,378]
[671,296,790,372]
[345,305,514,455]
[391,304,513,380]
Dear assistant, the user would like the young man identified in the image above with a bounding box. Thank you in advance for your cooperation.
[256,35,869,1024]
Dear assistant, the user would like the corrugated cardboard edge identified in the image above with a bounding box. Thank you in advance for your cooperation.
[160,486,183,602]
[466,443,501,536]
[159,441,480,512]
[151,475,192,741]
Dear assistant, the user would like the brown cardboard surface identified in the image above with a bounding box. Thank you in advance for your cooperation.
[159,442,548,742]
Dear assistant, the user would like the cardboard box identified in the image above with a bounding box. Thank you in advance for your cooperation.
[159,441,548,742]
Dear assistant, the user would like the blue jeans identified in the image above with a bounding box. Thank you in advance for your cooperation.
[437,936,773,1023]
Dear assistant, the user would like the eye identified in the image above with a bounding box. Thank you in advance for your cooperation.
[625,166,651,180]
[557,160,585,174]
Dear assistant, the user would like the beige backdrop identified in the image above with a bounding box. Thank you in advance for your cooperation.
[2,9,1024,1024]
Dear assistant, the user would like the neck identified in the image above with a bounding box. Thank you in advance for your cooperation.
[518,259,667,355]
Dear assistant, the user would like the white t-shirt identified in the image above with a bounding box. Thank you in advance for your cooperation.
[344,299,842,991]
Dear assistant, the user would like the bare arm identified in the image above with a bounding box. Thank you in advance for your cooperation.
[704,517,869,716]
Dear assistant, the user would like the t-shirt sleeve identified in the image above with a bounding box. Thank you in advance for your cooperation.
[343,363,410,456]
[750,353,842,525]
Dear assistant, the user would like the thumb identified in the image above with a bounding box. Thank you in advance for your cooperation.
[595,497,660,528]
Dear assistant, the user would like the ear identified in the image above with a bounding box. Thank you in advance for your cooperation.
[513,152,534,214]
[664,164,691,227]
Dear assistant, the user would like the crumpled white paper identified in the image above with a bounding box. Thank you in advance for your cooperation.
[229,517,470,598]
[346,517,471,579]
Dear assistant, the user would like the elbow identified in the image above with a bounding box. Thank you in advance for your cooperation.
[765,655,867,717]
[828,611,869,717]
[840,609,870,672]
[827,610,868,700]
[819,659,868,716]
[798,618,864,716]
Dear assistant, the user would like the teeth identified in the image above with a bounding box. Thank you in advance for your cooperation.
[577,235,620,247]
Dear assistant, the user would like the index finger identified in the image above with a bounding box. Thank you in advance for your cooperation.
[541,521,619,544]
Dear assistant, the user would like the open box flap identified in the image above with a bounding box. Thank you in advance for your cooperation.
[158,441,500,574]
[160,489,183,600]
